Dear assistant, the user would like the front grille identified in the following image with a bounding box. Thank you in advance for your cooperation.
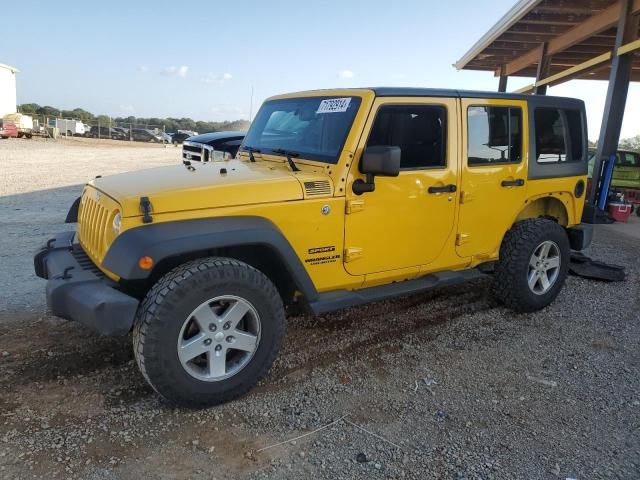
[182,142,207,162]
[78,192,112,261]
[304,180,332,196]
[183,144,201,153]
[72,244,106,278]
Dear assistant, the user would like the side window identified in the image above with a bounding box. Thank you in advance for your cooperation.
[535,108,583,163]
[467,106,522,165]
[366,105,446,169]
[619,152,639,167]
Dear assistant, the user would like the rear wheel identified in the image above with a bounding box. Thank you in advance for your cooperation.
[133,257,285,408]
[493,218,570,312]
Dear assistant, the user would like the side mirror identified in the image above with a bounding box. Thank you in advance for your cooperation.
[353,146,401,195]
[360,146,401,177]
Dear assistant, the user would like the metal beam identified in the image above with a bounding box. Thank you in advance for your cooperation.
[534,43,552,94]
[589,0,640,206]
[536,51,613,87]
[502,0,640,76]
[498,65,508,92]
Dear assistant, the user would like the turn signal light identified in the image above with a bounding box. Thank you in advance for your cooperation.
[138,256,154,270]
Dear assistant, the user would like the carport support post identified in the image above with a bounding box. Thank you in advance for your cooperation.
[589,0,639,206]
[534,43,551,95]
[498,65,508,92]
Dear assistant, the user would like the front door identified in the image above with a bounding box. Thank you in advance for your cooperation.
[456,99,528,258]
[344,97,458,276]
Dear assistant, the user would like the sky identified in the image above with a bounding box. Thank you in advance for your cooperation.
[2,0,639,140]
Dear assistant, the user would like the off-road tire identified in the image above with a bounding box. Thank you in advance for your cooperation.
[132,257,285,408]
[493,218,570,313]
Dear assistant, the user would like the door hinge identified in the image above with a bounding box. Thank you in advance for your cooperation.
[456,233,470,246]
[345,199,365,214]
[459,191,473,204]
[343,247,363,262]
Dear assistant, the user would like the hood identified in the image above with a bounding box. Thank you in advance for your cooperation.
[187,130,245,146]
[91,159,308,217]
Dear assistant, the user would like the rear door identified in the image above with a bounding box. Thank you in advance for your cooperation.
[456,99,528,258]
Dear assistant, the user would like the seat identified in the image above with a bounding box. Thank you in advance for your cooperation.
[401,113,443,168]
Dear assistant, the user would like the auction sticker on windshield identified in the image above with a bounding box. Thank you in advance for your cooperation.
[317,98,352,114]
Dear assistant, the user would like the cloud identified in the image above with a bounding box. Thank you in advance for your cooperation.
[201,72,233,84]
[138,65,149,73]
[161,65,189,78]
[119,104,135,113]
[338,70,355,79]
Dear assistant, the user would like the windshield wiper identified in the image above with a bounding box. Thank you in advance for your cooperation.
[271,148,301,172]
[242,145,261,162]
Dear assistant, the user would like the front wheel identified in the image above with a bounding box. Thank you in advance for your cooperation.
[133,257,285,408]
[493,218,570,313]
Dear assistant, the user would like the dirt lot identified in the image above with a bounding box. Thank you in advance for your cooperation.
[1,138,639,480]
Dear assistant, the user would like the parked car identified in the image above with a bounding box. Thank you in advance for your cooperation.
[0,119,18,139]
[131,128,163,143]
[88,126,128,140]
[112,127,130,139]
[4,113,33,138]
[157,132,172,143]
[56,119,85,137]
[170,132,191,144]
[181,131,245,162]
[588,148,640,190]
[35,87,590,408]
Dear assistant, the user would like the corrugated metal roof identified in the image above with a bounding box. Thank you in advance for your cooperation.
[0,63,19,73]
[455,0,543,70]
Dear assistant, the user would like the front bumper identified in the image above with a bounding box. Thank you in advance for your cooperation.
[34,232,139,336]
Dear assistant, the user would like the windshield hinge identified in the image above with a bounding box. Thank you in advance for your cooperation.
[345,199,365,214]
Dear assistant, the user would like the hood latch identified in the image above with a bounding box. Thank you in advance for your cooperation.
[140,196,153,224]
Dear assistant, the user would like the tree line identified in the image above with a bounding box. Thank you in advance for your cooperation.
[589,136,640,153]
[17,103,250,133]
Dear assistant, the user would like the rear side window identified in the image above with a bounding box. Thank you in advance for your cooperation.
[618,152,640,167]
[535,108,583,163]
[366,105,447,169]
[467,106,522,165]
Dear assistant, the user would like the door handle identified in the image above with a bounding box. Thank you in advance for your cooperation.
[428,184,457,194]
[501,179,525,187]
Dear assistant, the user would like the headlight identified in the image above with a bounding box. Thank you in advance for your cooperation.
[112,211,122,235]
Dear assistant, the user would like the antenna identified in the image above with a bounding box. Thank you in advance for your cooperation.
[249,85,254,122]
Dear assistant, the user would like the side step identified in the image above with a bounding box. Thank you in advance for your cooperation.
[308,269,486,315]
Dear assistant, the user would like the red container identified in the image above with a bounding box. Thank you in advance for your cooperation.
[608,202,632,222]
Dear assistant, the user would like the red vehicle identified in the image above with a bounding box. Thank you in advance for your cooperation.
[0,120,18,139]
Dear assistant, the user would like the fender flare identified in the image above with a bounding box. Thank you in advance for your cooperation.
[65,197,81,223]
[102,216,319,301]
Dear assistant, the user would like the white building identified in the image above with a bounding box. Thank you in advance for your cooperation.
[0,63,18,118]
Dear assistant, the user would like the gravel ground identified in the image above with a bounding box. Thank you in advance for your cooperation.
[1,139,639,479]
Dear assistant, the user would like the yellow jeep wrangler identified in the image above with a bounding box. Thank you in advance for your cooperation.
[35,88,592,407]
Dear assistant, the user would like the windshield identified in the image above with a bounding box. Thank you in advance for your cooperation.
[242,96,362,164]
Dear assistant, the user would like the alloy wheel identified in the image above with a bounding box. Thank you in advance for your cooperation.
[177,295,261,382]
[527,240,561,295]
